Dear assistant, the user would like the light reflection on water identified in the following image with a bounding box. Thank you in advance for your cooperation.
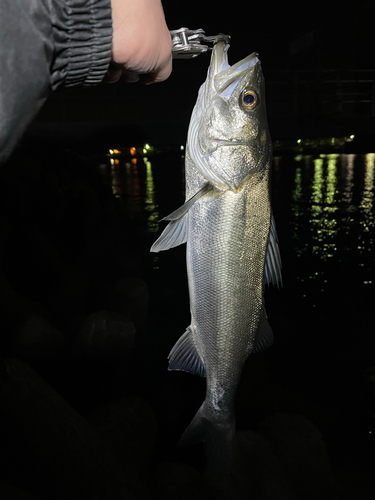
[341,154,355,209]
[285,152,375,293]
[310,154,338,260]
[104,155,160,235]
[99,152,375,458]
[100,151,375,287]
[360,153,375,229]
[144,159,160,233]
[290,153,375,262]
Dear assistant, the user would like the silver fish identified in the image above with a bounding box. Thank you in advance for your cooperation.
[151,40,282,476]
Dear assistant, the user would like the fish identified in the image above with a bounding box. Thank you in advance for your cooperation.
[151,40,282,478]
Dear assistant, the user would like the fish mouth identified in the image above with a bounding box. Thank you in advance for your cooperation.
[209,140,248,152]
[210,41,259,96]
[217,140,247,147]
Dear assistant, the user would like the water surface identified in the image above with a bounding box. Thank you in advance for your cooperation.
[101,150,375,488]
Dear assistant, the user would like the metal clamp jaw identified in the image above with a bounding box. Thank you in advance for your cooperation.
[170,28,230,59]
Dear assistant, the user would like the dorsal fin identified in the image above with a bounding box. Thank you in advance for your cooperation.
[253,307,274,353]
[264,213,282,287]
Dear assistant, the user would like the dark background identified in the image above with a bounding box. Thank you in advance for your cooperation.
[1,3,375,498]
[25,0,375,148]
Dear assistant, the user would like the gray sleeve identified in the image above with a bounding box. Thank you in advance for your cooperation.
[0,0,113,165]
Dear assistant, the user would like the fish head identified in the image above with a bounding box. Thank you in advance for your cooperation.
[188,41,272,191]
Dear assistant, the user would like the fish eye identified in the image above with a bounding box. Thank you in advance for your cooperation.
[241,90,258,110]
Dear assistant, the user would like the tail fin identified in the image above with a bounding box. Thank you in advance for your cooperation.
[179,402,235,484]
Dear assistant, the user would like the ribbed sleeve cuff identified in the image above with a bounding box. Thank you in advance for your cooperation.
[50,0,113,89]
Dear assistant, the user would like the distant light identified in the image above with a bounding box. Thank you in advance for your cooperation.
[109,149,114,155]
[110,158,115,165]
[114,159,119,165]
[143,148,147,154]
[350,134,355,140]
[130,147,136,156]
[113,149,121,154]
[131,158,137,165]
[297,139,302,144]
[180,145,184,150]
[144,144,151,150]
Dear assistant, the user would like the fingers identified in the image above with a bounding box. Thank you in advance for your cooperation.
[105,66,123,83]
[106,52,172,85]
[109,0,172,85]
[142,52,172,85]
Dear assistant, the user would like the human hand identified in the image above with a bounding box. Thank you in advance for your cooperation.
[108,0,172,84]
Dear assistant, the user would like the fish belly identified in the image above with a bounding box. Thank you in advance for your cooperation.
[187,171,271,411]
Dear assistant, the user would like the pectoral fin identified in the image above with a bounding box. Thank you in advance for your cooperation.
[264,213,282,287]
[168,326,205,377]
[150,216,187,253]
[150,183,212,253]
[162,183,213,221]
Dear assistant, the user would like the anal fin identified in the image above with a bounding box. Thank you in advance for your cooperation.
[168,326,205,377]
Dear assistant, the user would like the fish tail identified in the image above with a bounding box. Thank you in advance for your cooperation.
[179,402,235,483]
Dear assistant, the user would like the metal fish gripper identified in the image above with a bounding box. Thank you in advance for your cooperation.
[170,28,230,59]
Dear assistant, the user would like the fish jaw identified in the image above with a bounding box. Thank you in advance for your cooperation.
[188,42,271,192]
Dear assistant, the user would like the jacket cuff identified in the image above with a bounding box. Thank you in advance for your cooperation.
[50,0,113,89]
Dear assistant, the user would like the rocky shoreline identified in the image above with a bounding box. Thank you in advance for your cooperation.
[0,147,366,499]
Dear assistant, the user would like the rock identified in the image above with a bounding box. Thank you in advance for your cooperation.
[12,314,65,360]
[118,276,149,333]
[0,478,43,500]
[89,396,157,479]
[0,176,34,225]
[0,214,11,263]
[0,357,103,499]
[0,269,50,350]
[151,462,204,500]
[74,311,136,357]
[258,413,339,500]
[108,277,149,335]
[176,415,339,500]
[0,358,153,500]
[10,224,89,330]
[230,430,295,500]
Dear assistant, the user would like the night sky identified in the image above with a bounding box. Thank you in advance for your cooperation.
[162,0,375,68]
[30,0,375,147]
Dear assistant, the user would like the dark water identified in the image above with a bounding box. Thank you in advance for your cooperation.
[101,150,375,492]
[2,146,374,497]
[102,150,375,370]
[103,151,375,345]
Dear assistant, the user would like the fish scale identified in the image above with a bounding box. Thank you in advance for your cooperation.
[151,40,281,479]
[187,166,271,399]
